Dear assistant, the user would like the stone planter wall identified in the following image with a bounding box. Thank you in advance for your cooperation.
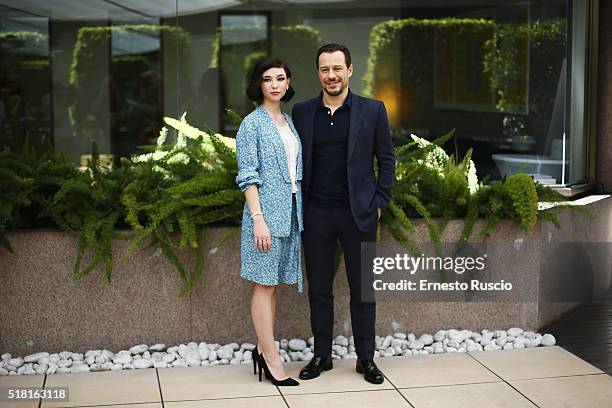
[1,197,611,356]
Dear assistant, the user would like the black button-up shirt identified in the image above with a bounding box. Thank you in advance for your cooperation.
[308,90,352,208]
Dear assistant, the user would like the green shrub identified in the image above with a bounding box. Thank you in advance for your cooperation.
[0,114,244,297]
[122,114,243,296]
[382,130,578,263]
[45,141,127,283]
[0,138,78,252]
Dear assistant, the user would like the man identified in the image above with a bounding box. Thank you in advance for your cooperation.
[292,43,396,384]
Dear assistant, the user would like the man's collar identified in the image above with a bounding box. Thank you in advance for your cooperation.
[317,88,353,109]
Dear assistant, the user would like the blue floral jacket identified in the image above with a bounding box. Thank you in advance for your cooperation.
[235,105,304,237]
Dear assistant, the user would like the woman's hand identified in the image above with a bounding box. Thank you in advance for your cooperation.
[253,216,272,252]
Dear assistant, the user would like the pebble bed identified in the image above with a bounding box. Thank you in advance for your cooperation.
[0,328,557,376]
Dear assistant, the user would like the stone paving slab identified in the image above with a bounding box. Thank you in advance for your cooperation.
[1,347,611,407]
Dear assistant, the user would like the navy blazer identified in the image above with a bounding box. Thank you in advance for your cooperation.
[292,90,396,232]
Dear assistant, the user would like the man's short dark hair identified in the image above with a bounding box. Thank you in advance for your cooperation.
[316,43,352,68]
[246,56,295,103]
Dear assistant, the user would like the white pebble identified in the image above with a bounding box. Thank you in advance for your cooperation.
[541,334,556,346]
[134,359,153,369]
[289,338,307,351]
[150,343,166,352]
[507,327,524,337]
[130,344,148,355]
[24,352,49,364]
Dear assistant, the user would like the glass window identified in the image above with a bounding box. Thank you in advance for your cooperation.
[0,0,595,188]
[0,1,181,165]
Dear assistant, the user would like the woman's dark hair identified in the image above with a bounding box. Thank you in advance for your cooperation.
[246,56,295,103]
[316,43,351,68]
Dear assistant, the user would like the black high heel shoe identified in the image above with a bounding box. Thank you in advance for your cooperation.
[252,345,260,375]
[253,345,272,380]
[257,352,299,386]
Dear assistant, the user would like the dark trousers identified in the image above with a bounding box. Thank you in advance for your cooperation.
[302,203,377,360]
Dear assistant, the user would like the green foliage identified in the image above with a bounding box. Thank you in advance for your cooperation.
[0,138,123,282]
[503,174,538,230]
[362,18,495,131]
[473,173,538,236]
[45,141,127,283]
[533,183,594,229]
[0,113,244,297]
[382,130,581,262]
[0,137,78,252]
[69,24,192,138]
[122,115,243,296]
[483,19,566,113]
[392,130,470,221]
[0,152,34,252]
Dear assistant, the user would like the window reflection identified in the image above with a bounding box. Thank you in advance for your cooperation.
[0,0,577,186]
[0,16,50,154]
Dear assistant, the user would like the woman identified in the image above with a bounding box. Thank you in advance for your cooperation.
[235,57,303,386]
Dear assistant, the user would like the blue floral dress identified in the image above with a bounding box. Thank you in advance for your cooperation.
[235,106,304,292]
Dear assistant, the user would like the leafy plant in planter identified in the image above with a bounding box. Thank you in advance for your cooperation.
[121,114,243,296]
[1,113,243,296]
[381,130,582,278]
[384,130,473,242]
[381,130,478,280]
[44,141,128,283]
[0,149,34,252]
[0,138,79,252]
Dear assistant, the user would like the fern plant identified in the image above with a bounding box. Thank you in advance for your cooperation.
[0,149,34,252]
[381,129,582,281]
[1,114,244,296]
[0,138,78,252]
[383,130,476,280]
[44,141,126,283]
[122,114,243,297]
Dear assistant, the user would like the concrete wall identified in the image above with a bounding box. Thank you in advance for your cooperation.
[538,197,612,328]
[1,198,610,357]
[1,1,611,358]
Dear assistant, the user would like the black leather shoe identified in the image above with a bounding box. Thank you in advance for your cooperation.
[299,355,333,380]
[356,359,384,384]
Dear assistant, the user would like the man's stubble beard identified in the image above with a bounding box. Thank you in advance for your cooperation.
[323,80,347,97]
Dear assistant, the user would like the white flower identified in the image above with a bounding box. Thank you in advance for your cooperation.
[132,153,151,163]
[132,150,169,163]
[410,133,480,190]
[410,133,448,171]
[156,127,168,147]
[176,132,187,148]
[167,152,190,165]
[152,165,169,177]
[153,151,169,161]
[467,160,479,194]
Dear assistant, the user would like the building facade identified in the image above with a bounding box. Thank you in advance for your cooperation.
[0,0,608,192]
